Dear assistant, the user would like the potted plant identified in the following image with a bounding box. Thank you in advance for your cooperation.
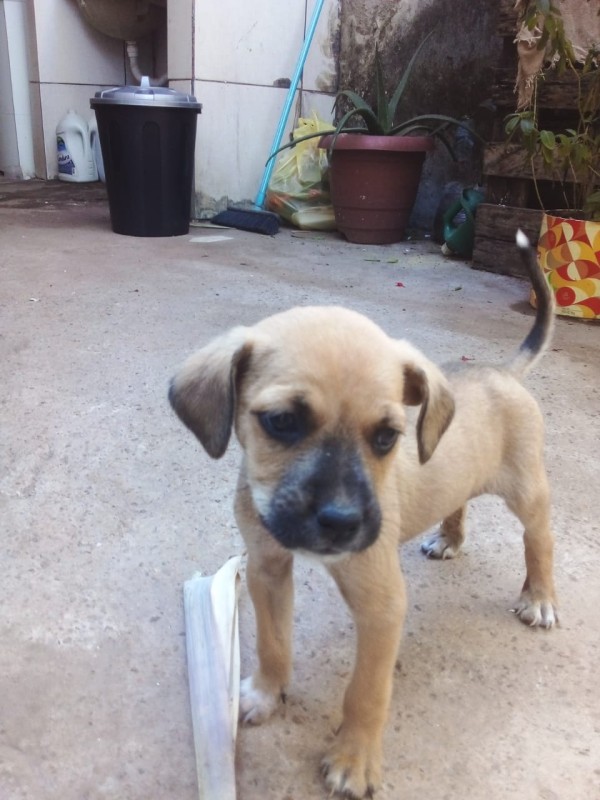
[272,33,476,244]
[504,0,600,319]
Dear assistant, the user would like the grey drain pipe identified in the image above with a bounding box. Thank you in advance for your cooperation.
[126,40,168,86]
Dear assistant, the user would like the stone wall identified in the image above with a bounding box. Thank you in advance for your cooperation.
[338,0,502,232]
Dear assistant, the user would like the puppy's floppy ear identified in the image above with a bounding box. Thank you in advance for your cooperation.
[169,326,252,458]
[398,341,455,464]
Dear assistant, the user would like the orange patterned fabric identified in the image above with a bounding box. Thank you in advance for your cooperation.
[537,213,600,320]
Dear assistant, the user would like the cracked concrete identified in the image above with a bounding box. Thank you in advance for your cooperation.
[1,180,599,800]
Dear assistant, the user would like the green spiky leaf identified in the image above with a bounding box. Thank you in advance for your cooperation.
[335,106,385,135]
[334,89,375,116]
[391,114,481,140]
[387,30,435,124]
[374,46,390,131]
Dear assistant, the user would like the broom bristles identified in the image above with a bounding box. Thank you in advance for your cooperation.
[212,207,279,235]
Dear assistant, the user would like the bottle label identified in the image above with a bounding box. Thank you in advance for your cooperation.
[57,135,76,176]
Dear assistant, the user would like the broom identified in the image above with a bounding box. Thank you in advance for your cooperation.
[212,0,325,235]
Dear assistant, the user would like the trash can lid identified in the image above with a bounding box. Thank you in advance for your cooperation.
[91,76,202,111]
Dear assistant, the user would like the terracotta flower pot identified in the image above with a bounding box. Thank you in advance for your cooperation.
[319,133,434,244]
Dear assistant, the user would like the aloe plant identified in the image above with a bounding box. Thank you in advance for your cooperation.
[332,34,463,141]
[269,33,476,160]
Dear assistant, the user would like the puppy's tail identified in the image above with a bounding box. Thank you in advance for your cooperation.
[507,229,555,378]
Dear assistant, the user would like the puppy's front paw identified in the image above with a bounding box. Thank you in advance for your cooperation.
[512,591,557,628]
[321,728,382,799]
[239,674,281,725]
[420,531,461,560]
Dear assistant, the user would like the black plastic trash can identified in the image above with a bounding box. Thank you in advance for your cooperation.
[91,78,202,237]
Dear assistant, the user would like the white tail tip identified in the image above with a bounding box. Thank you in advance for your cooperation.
[516,229,530,249]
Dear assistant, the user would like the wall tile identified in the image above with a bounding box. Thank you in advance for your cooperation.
[31,0,125,86]
[302,0,340,94]
[189,79,334,211]
[193,0,305,86]
[167,0,193,81]
[16,0,336,194]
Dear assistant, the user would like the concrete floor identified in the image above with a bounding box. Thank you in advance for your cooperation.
[1,181,599,800]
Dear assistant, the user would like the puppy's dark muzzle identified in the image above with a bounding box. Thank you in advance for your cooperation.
[317,504,361,545]
[260,439,382,556]
[263,499,380,555]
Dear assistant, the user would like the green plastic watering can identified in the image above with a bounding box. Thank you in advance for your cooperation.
[442,188,485,257]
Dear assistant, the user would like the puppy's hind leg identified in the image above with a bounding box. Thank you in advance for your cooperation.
[421,506,467,559]
[507,476,557,628]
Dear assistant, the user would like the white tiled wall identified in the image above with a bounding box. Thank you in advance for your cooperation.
[186,79,336,212]
[28,0,123,177]
[8,0,338,203]
[27,0,166,179]
[193,0,307,86]
[31,0,124,85]
[187,0,340,212]
[301,0,340,94]
[0,4,19,175]
[0,0,35,178]
[167,0,193,81]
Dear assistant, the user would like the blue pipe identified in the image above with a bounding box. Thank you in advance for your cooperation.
[254,0,326,209]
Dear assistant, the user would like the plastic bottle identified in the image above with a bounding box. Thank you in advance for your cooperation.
[56,110,98,182]
[88,112,105,182]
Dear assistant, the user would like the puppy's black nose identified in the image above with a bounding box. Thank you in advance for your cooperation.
[316,504,361,542]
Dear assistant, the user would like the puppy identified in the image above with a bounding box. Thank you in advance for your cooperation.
[169,231,557,799]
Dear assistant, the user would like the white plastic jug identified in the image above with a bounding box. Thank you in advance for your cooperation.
[88,112,105,182]
[56,110,97,182]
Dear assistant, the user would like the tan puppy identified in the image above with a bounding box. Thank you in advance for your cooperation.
[169,232,557,799]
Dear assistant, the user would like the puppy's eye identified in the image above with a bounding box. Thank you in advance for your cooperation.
[258,411,303,444]
[372,426,400,455]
